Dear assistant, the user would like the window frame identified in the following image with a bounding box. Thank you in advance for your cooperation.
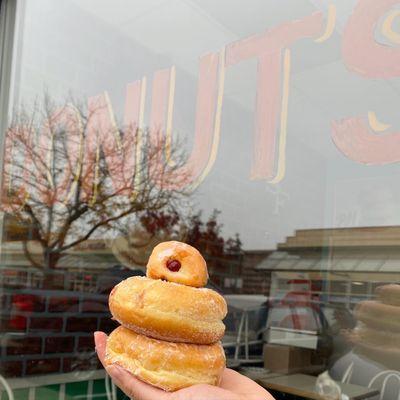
[0,0,17,245]
[0,0,17,141]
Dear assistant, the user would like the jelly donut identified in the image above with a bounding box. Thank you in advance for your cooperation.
[105,326,226,392]
[146,241,208,287]
[355,300,400,332]
[376,284,400,306]
[109,276,227,344]
[106,241,227,391]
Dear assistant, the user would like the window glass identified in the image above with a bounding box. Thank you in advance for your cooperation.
[1,1,400,399]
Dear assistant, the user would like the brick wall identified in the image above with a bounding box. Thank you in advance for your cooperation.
[0,288,116,378]
[241,250,272,295]
[207,253,243,293]
[0,253,272,379]
[207,250,272,295]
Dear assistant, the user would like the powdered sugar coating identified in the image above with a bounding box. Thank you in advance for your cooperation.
[105,326,226,391]
[109,276,227,344]
[106,241,227,390]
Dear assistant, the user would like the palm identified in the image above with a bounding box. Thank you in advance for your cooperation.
[95,332,274,400]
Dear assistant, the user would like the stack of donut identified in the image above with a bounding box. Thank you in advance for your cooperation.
[105,241,228,391]
[351,284,400,369]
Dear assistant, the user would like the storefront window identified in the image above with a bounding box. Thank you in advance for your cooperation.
[1,0,400,399]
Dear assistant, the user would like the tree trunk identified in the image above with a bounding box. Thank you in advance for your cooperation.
[42,250,64,289]
[44,250,61,270]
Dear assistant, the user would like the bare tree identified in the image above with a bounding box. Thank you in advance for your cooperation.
[1,95,189,269]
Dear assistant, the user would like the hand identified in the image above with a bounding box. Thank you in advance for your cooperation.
[95,331,275,400]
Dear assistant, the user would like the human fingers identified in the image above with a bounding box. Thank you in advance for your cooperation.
[94,331,171,400]
[105,364,172,400]
[94,331,107,366]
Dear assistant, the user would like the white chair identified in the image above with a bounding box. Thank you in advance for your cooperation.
[368,370,400,400]
[223,305,266,363]
[0,374,14,400]
[105,374,118,400]
[75,373,118,399]
[25,373,116,400]
[340,361,354,384]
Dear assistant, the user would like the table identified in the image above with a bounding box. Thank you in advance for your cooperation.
[239,367,283,382]
[258,373,380,400]
[223,295,267,362]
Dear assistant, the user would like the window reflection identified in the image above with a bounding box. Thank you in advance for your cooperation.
[1,0,400,399]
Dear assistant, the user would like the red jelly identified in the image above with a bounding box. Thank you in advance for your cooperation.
[166,259,181,272]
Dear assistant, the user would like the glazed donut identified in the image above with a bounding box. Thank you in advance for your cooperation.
[353,325,400,348]
[376,284,400,306]
[105,326,226,392]
[352,339,400,371]
[355,300,400,332]
[146,241,208,287]
[109,276,227,344]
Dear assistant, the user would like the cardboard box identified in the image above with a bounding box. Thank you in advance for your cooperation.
[263,343,312,374]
